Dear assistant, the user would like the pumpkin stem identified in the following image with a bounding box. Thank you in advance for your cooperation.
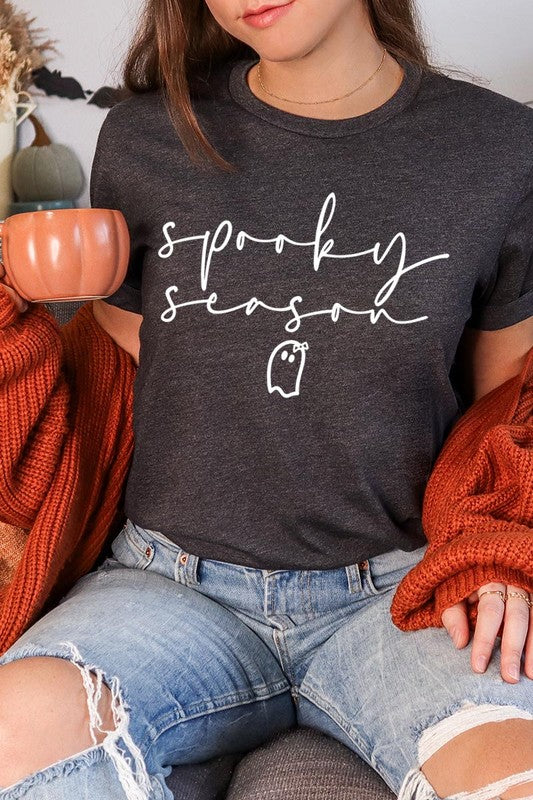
[29,114,52,147]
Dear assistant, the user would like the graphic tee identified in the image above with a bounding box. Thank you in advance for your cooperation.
[90,54,533,569]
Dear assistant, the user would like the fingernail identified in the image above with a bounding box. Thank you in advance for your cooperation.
[20,302,28,313]
[509,664,520,680]
[450,627,461,648]
[475,656,487,672]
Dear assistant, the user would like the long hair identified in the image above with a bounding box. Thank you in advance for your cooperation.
[120,0,464,172]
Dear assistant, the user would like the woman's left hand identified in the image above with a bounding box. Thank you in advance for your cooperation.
[441,582,533,683]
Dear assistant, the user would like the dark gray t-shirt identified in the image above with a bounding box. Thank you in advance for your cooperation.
[90,54,533,569]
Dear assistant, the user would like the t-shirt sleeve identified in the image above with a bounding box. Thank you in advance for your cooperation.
[466,165,533,331]
[89,106,145,314]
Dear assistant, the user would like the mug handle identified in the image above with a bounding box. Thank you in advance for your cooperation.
[0,220,21,295]
[0,220,5,272]
[16,91,37,127]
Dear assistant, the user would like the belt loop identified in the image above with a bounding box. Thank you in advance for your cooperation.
[345,563,363,594]
[174,548,200,586]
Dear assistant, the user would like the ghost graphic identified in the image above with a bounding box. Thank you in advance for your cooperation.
[267,340,309,397]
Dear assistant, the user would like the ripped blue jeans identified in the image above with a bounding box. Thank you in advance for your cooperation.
[0,518,532,799]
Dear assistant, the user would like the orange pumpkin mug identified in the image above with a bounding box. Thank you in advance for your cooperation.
[0,208,130,303]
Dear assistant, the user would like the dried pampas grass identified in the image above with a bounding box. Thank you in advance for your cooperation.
[0,30,28,120]
[0,1,57,120]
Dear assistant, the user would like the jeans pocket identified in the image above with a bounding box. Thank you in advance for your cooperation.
[363,565,406,596]
[110,519,156,570]
[363,544,427,596]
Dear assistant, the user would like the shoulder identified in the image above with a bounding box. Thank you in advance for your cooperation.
[103,61,233,126]
[101,90,162,132]
[93,89,171,169]
[419,66,533,129]
[417,66,533,169]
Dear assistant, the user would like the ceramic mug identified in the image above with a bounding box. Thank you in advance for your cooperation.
[0,207,130,302]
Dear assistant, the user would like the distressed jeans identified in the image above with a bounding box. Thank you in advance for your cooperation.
[0,518,532,799]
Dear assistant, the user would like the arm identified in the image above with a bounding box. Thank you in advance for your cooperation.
[0,287,70,528]
[390,339,533,634]
[90,105,145,324]
[454,316,533,404]
[442,319,533,681]
[91,299,142,367]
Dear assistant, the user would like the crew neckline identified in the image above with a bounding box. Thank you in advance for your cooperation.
[228,54,423,138]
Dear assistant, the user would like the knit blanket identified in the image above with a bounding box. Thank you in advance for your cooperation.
[0,285,531,654]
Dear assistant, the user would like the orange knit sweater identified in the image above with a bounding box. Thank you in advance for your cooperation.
[391,339,533,632]
[0,283,531,655]
[0,287,135,654]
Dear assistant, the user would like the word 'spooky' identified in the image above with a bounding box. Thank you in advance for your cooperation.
[157,191,450,395]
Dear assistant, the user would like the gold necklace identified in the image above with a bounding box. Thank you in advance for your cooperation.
[256,47,387,106]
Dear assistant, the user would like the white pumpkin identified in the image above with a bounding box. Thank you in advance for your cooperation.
[12,114,84,202]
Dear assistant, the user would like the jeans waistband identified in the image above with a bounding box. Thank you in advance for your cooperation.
[129,520,428,600]
[141,522,365,594]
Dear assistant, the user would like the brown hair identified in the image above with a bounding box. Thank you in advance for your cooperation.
[120,0,470,172]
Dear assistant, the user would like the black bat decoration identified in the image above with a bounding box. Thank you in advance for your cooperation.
[31,67,130,108]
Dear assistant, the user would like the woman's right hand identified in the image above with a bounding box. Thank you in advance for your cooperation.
[0,262,28,312]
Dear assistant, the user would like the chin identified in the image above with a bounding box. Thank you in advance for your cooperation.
[245,37,322,64]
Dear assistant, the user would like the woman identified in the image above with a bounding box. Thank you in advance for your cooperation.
[0,1,532,798]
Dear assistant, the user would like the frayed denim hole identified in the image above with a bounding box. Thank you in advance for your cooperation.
[0,641,155,800]
[409,697,480,742]
[0,743,109,798]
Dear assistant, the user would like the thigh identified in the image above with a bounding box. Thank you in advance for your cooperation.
[0,527,294,774]
[297,551,533,796]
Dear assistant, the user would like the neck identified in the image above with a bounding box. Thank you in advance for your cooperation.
[246,5,404,121]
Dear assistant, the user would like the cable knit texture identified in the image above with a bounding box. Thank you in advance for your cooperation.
[391,344,533,633]
[0,286,135,654]
[0,281,531,654]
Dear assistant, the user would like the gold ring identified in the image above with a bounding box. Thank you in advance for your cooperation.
[478,589,506,603]
[506,591,533,608]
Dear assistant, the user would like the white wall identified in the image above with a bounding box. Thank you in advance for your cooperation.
[15,0,533,209]
[17,0,140,91]
[416,0,533,103]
